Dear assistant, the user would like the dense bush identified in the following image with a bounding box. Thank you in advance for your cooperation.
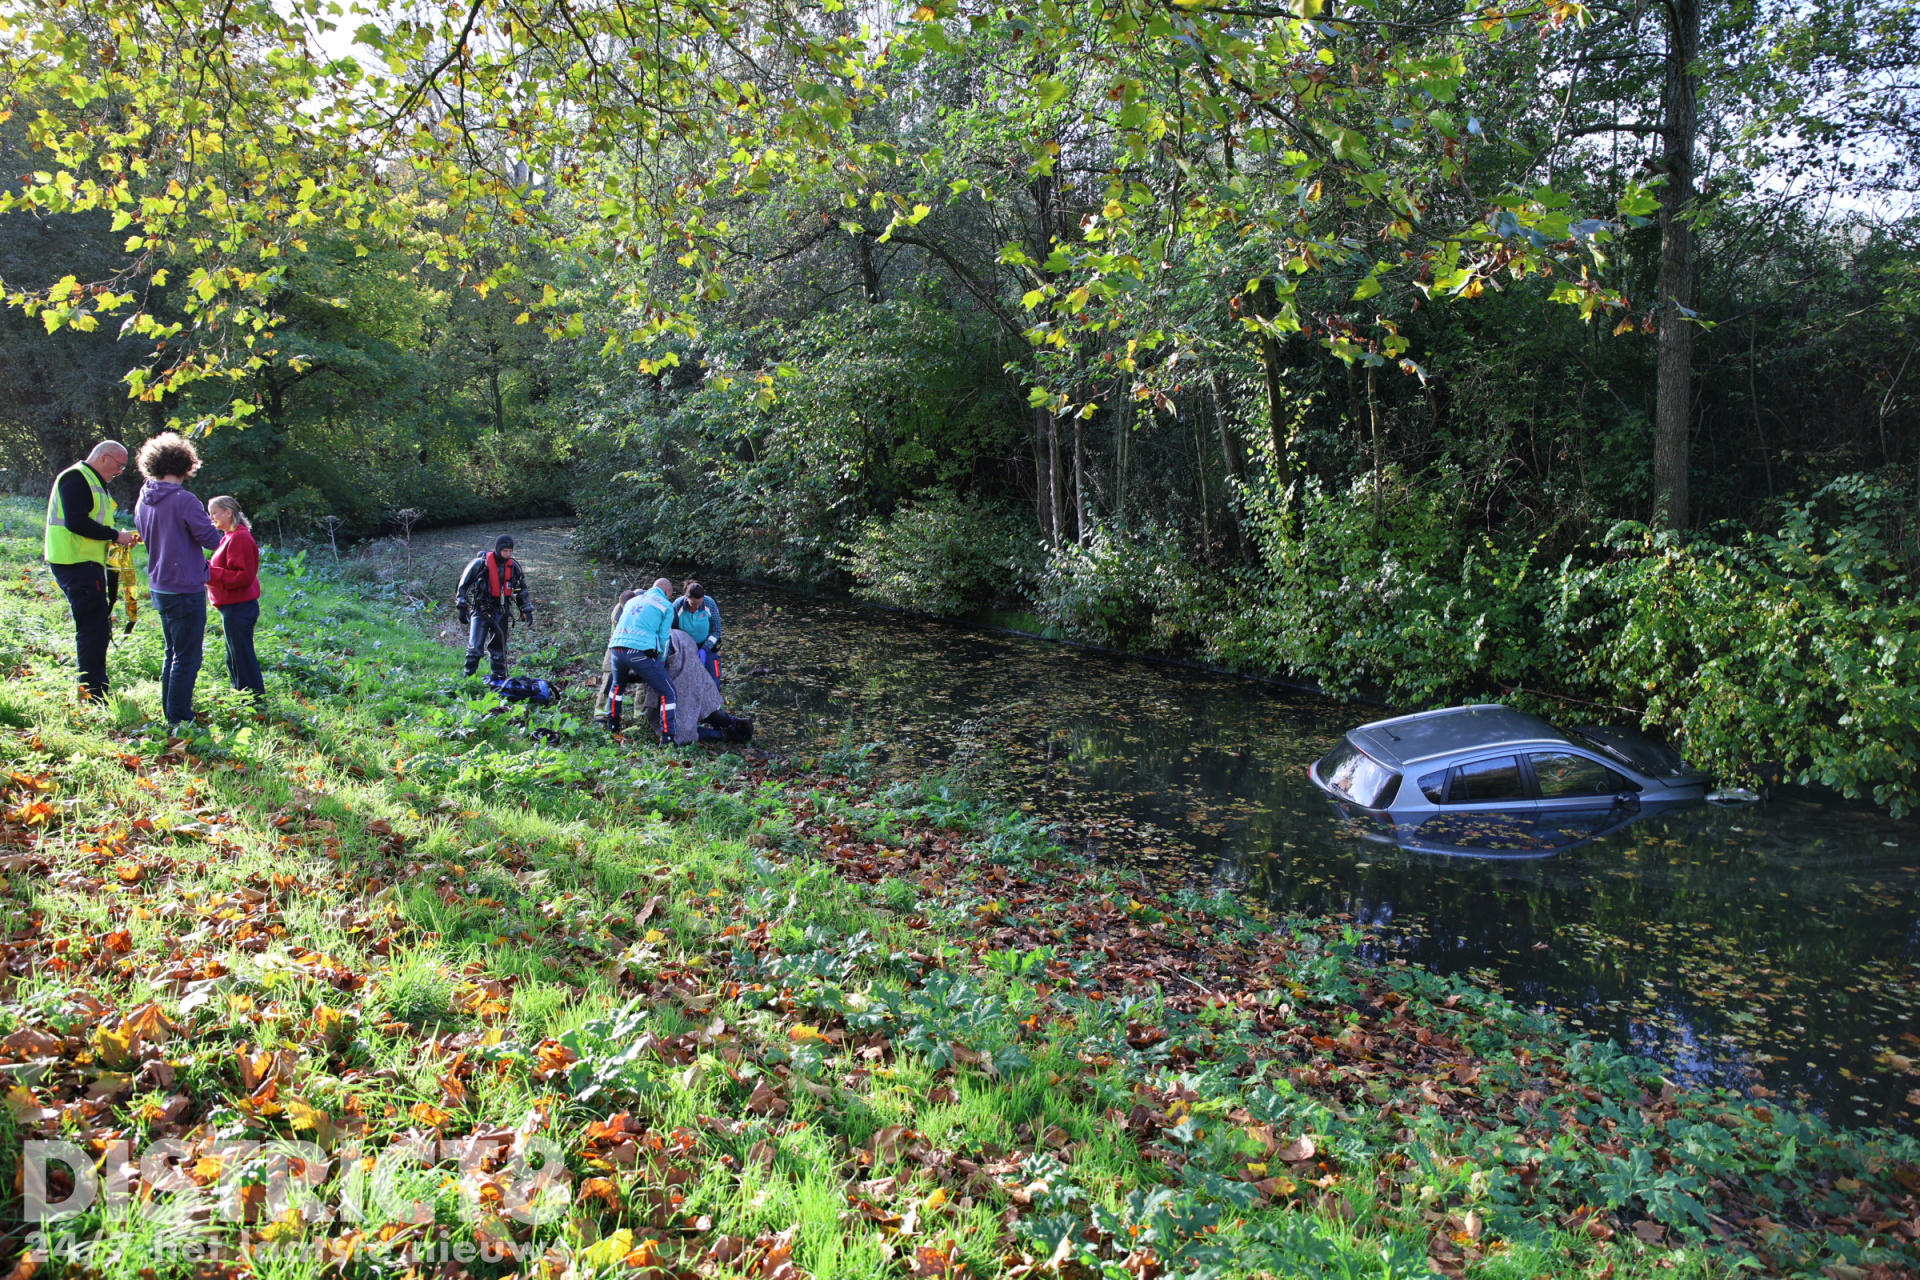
[1034,522,1210,652]
[846,491,1036,615]
[1571,480,1920,813]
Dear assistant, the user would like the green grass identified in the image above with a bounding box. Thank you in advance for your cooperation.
[0,495,1915,1280]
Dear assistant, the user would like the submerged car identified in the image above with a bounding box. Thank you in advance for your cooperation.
[1309,704,1709,816]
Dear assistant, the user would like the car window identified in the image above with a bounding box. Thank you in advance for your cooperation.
[1530,752,1633,798]
[1417,771,1447,803]
[1448,756,1525,803]
[1321,740,1401,808]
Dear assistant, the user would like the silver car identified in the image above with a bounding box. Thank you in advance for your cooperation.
[1309,704,1710,815]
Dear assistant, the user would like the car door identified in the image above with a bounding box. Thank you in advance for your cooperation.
[1524,750,1640,813]
[1431,754,1535,812]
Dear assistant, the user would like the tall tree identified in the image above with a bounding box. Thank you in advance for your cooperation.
[1655,0,1702,531]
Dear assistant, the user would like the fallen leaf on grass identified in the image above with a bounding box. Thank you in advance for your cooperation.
[286,1099,335,1148]
[5,1086,50,1124]
[578,1177,621,1211]
[756,1226,799,1280]
[745,1079,788,1118]
[907,1240,967,1278]
[1274,1136,1315,1163]
[3,1027,60,1055]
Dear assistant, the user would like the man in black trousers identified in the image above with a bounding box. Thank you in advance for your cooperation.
[455,534,534,678]
[43,441,141,703]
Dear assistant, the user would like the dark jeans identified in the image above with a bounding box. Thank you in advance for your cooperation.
[217,599,266,697]
[609,649,676,739]
[49,561,115,699]
[152,590,206,727]
[696,645,721,683]
[465,610,511,677]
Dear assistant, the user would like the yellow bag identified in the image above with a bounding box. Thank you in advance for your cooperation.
[104,542,138,634]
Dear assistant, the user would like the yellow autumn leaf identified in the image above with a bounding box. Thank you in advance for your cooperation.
[643,928,666,944]
[286,1098,336,1148]
[259,1209,305,1242]
[578,1228,634,1269]
[788,1024,829,1043]
[92,1022,136,1070]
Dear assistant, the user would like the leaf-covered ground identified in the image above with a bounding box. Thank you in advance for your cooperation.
[0,501,1917,1280]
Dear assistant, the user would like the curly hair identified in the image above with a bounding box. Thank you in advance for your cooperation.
[136,432,200,481]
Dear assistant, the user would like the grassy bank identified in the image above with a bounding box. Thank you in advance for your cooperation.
[0,498,1916,1280]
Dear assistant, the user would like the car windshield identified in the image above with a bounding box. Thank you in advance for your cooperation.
[1571,727,1690,778]
[1321,739,1400,808]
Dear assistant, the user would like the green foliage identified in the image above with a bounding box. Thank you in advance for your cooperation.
[1572,477,1920,813]
[1034,522,1208,652]
[846,490,1035,615]
[573,303,1023,585]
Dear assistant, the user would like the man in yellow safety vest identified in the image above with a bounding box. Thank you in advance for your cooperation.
[44,441,142,702]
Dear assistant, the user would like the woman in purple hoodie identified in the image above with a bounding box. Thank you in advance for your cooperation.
[132,433,223,728]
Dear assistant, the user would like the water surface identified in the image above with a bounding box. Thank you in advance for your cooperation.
[708,579,1920,1132]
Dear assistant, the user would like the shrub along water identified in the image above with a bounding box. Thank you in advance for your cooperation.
[2,496,1915,1280]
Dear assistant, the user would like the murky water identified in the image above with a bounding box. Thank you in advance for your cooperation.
[405,524,1920,1131]
[705,579,1920,1133]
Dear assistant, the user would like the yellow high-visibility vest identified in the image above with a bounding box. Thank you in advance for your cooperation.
[43,462,117,565]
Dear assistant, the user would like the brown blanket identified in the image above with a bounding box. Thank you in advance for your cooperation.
[639,628,724,744]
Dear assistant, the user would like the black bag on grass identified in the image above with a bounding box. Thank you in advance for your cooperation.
[486,675,558,705]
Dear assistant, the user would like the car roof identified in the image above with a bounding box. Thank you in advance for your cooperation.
[1349,704,1572,768]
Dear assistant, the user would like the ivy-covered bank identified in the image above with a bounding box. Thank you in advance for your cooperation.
[0,497,1917,1280]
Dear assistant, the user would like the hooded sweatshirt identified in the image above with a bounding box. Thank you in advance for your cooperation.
[134,482,223,595]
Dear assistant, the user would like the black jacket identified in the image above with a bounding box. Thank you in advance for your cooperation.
[457,552,531,616]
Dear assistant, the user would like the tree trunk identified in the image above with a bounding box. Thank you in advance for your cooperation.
[1368,364,1384,532]
[1654,0,1700,532]
[1032,406,1055,543]
[1074,409,1087,544]
[1113,394,1130,532]
[1208,366,1246,488]
[1047,407,1063,547]
[1192,412,1211,557]
[1249,280,1295,493]
[855,234,883,305]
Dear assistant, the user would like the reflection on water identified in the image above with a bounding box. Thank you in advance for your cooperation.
[710,578,1920,1132]
[1350,801,1660,858]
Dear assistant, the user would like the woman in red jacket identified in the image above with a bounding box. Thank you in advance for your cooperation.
[206,496,265,698]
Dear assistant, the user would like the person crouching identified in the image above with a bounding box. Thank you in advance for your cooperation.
[606,577,678,741]
[672,580,722,683]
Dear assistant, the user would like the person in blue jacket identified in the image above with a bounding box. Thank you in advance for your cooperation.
[607,577,679,740]
[672,580,723,683]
